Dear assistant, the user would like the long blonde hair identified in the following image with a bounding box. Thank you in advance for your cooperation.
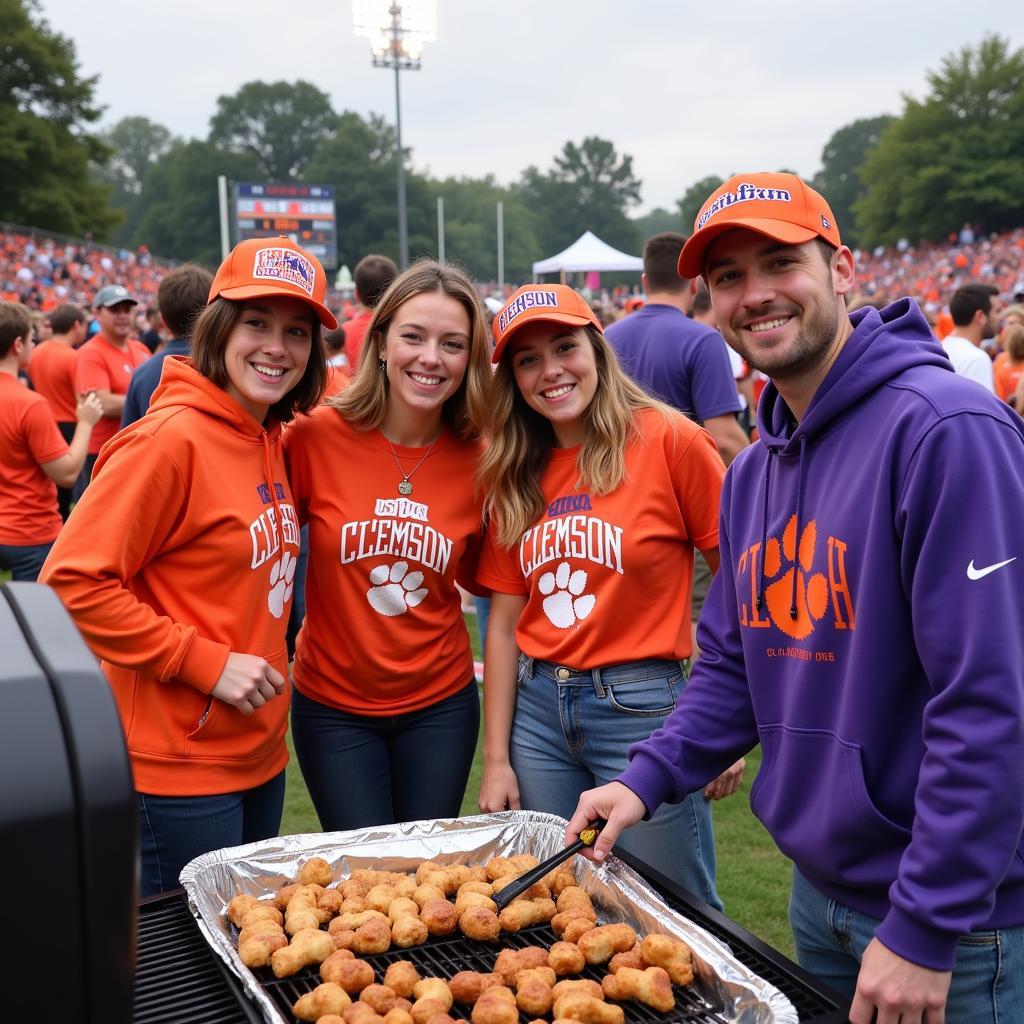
[331,260,490,439]
[479,325,673,547]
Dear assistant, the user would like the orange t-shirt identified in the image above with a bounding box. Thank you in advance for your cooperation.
[0,373,67,545]
[284,406,485,715]
[477,408,724,668]
[28,339,79,422]
[343,309,373,363]
[993,352,1023,403]
[75,333,151,453]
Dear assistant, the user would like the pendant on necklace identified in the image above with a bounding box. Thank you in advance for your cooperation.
[398,479,413,496]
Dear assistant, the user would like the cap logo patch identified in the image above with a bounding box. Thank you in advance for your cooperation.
[696,183,793,231]
[252,247,315,297]
[498,290,559,333]
[821,214,831,229]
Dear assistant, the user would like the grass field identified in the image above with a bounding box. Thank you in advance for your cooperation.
[279,613,797,958]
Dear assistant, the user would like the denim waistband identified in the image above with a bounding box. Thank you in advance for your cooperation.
[519,655,687,699]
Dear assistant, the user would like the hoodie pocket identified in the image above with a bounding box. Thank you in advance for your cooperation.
[751,724,910,887]
[186,697,220,742]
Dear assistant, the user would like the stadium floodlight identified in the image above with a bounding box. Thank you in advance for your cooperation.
[353,1,438,268]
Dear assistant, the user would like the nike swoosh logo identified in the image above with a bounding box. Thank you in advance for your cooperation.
[966,557,1017,581]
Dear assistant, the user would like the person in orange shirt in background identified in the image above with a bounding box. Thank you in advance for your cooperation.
[994,306,1024,406]
[0,301,102,579]
[342,253,399,364]
[475,284,743,908]
[41,237,332,895]
[26,303,89,519]
[284,261,490,830]
[73,284,151,495]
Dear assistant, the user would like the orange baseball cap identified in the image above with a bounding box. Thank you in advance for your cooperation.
[678,173,841,279]
[208,236,338,329]
[491,284,602,363]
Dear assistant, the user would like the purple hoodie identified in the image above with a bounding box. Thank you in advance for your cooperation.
[619,299,1024,971]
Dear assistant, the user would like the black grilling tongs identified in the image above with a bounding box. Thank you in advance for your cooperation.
[492,820,606,911]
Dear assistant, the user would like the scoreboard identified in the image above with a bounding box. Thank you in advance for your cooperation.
[233,182,337,269]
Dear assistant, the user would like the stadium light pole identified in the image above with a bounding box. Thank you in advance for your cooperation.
[354,1,437,269]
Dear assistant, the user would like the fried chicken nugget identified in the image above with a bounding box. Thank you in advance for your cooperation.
[543,863,578,894]
[345,1002,383,1024]
[458,905,500,942]
[318,1017,346,1024]
[471,986,518,1024]
[388,897,420,922]
[423,1015,457,1024]
[293,981,352,1021]
[298,856,334,887]
[410,998,448,1024]
[551,907,598,938]
[608,944,645,973]
[552,993,625,1024]
[340,878,372,900]
[640,933,695,986]
[498,897,556,932]
[274,882,301,910]
[457,880,494,898]
[383,960,421,998]
[548,941,586,976]
[491,876,551,902]
[391,915,428,948]
[365,884,399,914]
[227,893,259,926]
[383,1009,414,1024]
[578,924,637,965]
[270,928,335,978]
[602,966,675,1013]
[237,918,285,947]
[319,889,345,918]
[516,978,554,1018]
[412,978,453,1010]
[564,918,598,943]
[237,928,288,968]
[342,897,368,915]
[240,903,283,929]
[412,883,445,908]
[330,928,357,951]
[420,898,458,936]
[361,983,399,1014]
[555,887,594,914]
[492,946,549,985]
[552,979,603,1002]
[354,918,392,954]
[340,909,390,930]
[353,869,408,887]
[455,890,497,915]
[321,951,375,992]
[449,971,503,1004]
[485,857,519,881]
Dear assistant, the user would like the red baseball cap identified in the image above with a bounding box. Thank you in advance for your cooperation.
[491,284,602,363]
[209,236,338,329]
[678,173,841,279]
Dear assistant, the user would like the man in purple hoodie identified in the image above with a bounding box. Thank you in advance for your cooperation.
[567,172,1024,1023]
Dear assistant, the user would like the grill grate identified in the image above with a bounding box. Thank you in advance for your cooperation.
[255,924,732,1024]
[135,893,260,1024]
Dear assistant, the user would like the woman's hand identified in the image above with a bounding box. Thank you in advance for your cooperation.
[704,757,746,800]
[478,759,521,812]
[211,652,286,715]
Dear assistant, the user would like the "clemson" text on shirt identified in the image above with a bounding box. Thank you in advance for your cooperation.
[519,515,624,578]
[340,518,453,574]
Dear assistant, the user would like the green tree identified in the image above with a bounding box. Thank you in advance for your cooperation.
[856,34,1024,246]
[100,116,175,196]
[209,80,337,181]
[632,206,683,241]
[134,139,261,265]
[0,0,118,236]
[516,137,642,256]
[676,175,724,234]
[812,116,893,247]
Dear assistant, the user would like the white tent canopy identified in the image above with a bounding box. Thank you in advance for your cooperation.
[532,230,643,279]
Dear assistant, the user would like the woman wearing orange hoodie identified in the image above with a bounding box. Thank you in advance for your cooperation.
[41,237,332,895]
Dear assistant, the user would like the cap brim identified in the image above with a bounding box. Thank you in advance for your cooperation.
[217,283,338,330]
[99,298,138,308]
[491,310,595,363]
[678,219,819,279]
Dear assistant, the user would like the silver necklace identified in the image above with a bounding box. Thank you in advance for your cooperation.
[382,430,441,495]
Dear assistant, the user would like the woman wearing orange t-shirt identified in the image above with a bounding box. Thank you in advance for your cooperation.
[476,284,743,908]
[284,261,491,830]
[993,317,1024,405]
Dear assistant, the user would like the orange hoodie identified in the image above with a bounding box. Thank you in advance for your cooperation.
[40,357,299,796]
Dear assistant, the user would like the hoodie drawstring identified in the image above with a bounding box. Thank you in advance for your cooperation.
[261,433,285,562]
[790,435,807,619]
[756,448,776,611]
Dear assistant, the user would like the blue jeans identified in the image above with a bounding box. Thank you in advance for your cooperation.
[789,866,1024,1021]
[137,770,286,897]
[511,655,722,911]
[291,679,480,832]
[0,541,54,581]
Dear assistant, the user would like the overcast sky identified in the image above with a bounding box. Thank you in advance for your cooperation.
[38,0,1022,217]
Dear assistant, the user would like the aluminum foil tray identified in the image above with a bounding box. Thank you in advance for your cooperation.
[181,811,796,1024]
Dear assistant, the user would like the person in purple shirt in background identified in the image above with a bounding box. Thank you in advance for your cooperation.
[121,264,213,427]
[568,172,1024,1023]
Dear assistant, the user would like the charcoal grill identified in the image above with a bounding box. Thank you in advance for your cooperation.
[136,877,848,1024]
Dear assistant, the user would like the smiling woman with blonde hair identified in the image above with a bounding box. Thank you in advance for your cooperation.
[476,283,742,908]
[284,259,492,831]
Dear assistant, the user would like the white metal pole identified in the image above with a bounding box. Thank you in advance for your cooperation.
[437,197,445,263]
[217,175,230,260]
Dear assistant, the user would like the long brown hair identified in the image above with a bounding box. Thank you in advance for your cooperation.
[332,260,490,440]
[190,297,326,422]
[478,324,673,547]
